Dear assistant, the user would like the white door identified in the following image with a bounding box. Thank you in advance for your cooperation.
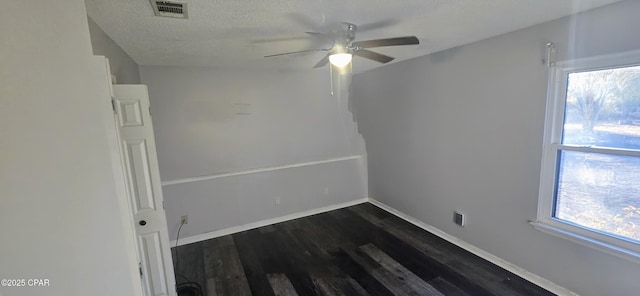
[114,85,176,296]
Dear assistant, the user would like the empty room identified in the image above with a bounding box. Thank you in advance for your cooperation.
[3,0,640,296]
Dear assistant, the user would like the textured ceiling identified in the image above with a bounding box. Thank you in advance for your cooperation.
[85,0,622,73]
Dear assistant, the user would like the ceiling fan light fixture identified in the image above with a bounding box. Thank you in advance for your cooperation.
[329,53,352,67]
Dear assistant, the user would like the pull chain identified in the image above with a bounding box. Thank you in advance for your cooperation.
[330,64,334,96]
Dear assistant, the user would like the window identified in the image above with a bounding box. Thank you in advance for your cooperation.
[535,51,640,261]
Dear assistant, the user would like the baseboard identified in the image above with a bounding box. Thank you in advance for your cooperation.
[367,198,579,296]
[171,198,369,247]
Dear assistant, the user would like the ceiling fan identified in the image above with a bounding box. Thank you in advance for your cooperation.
[264,22,419,68]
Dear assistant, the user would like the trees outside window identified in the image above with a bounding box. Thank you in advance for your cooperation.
[536,52,640,260]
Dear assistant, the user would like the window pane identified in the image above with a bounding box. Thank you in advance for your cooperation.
[562,66,640,150]
[555,150,640,242]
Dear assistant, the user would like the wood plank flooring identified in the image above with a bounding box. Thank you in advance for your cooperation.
[172,203,555,296]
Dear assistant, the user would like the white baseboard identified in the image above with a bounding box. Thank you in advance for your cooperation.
[367,198,579,296]
[171,198,368,247]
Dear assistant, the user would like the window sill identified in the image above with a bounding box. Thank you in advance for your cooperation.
[529,221,640,264]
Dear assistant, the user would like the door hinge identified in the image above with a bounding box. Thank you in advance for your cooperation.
[111,99,116,113]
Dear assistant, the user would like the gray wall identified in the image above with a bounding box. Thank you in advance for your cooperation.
[351,1,640,295]
[88,17,140,84]
[140,66,366,239]
[0,1,139,295]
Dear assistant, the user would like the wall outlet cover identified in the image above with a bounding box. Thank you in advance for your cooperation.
[454,211,464,227]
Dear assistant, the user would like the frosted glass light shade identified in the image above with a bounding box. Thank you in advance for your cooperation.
[329,53,352,67]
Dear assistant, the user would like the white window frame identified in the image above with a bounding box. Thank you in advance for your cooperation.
[532,49,640,263]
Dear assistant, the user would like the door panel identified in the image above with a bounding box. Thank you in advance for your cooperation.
[141,232,168,294]
[114,85,176,296]
[118,100,145,127]
[123,139,156,213]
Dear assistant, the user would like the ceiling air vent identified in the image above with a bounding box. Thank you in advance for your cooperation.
[150,1,188,19]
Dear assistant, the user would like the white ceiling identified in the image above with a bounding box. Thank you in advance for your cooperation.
[85,0,622,73]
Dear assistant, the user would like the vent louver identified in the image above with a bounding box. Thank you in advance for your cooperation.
[150,1,188,19]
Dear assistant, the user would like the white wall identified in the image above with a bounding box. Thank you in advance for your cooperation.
[163,157,367,241]
[351,1,640,295]
[88,17,141,84]
[0,1,139,296]
[140,66,366,239]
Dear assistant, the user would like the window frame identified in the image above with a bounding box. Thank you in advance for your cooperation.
[534,50,640,263]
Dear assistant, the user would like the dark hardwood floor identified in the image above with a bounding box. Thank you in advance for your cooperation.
[172,203,555,296]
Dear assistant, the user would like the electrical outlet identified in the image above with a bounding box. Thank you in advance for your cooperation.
[181,215,188,225]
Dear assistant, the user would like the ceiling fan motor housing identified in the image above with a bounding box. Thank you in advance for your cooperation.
[341,23,358,52]
[264,21,419,68]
